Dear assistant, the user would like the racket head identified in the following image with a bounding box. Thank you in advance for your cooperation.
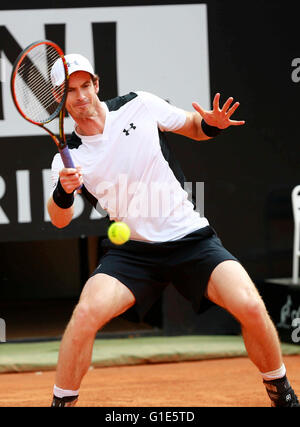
[10,40,69,126]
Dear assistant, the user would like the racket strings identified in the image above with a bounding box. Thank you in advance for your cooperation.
[14,44,66,123]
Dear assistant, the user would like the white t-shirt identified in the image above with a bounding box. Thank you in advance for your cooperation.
[51,91,209,242]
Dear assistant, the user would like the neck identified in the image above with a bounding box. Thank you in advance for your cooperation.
[75,99,106,136]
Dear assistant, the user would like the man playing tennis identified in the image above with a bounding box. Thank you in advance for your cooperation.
[48,54,299,407]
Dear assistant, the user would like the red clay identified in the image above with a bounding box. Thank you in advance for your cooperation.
[0,356,299,407]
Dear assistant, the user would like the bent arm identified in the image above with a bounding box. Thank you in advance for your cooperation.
[47,166,82,229]
[47,196,74,229]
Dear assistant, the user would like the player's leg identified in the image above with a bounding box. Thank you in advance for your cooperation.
[206,260,281,371]
[205,260,299,406]
[52,273,136,406]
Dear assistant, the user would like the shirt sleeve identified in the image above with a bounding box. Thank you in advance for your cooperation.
[136,91,187,131]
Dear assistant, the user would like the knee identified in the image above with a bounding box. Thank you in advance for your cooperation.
[69,274,135,335]
[233,291,268,326]
[70,299,106,335]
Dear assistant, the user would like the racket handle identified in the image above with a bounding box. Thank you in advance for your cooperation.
[59,146,82,190]
[59,145,75,168]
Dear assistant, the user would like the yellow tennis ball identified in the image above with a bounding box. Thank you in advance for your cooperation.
[108,221,131,245]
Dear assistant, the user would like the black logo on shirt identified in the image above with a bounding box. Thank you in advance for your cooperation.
[123,123,136,136]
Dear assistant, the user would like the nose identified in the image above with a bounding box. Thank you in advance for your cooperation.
[75,88,85,101]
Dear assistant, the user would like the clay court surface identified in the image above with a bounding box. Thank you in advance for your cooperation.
[1,355,299,407]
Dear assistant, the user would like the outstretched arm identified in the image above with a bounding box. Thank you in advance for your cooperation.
[174,93,245,141]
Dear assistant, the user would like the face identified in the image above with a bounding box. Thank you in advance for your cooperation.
[65,71,99,120]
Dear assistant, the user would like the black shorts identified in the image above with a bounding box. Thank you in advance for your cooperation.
[92,226,239,319]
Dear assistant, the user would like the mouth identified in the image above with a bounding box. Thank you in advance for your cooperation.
[75,102,90,109]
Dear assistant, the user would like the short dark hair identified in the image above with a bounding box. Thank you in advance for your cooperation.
[92,74,99,85]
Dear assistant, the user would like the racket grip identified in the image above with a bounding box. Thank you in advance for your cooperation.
[59,146,82,190]
[59,145,75,168]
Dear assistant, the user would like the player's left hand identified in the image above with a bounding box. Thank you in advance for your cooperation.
[192,93,245,129]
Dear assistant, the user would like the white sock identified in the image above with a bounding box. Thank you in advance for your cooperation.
[53,385,79,399]
[261,363,286,381]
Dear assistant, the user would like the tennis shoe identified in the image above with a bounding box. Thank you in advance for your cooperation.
[51,395,78,407]
[263,375,300,407]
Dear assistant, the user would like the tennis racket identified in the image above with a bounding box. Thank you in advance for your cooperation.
[10,39,75,169]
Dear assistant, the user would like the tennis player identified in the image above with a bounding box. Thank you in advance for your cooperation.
[48,54,299,407]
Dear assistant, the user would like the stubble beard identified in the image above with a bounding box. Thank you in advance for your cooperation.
[72,102,97,120]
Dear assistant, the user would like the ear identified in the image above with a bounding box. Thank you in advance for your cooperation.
[93,76,100,94]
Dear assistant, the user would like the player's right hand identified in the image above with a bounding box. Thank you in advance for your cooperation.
[59,166,83,194]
